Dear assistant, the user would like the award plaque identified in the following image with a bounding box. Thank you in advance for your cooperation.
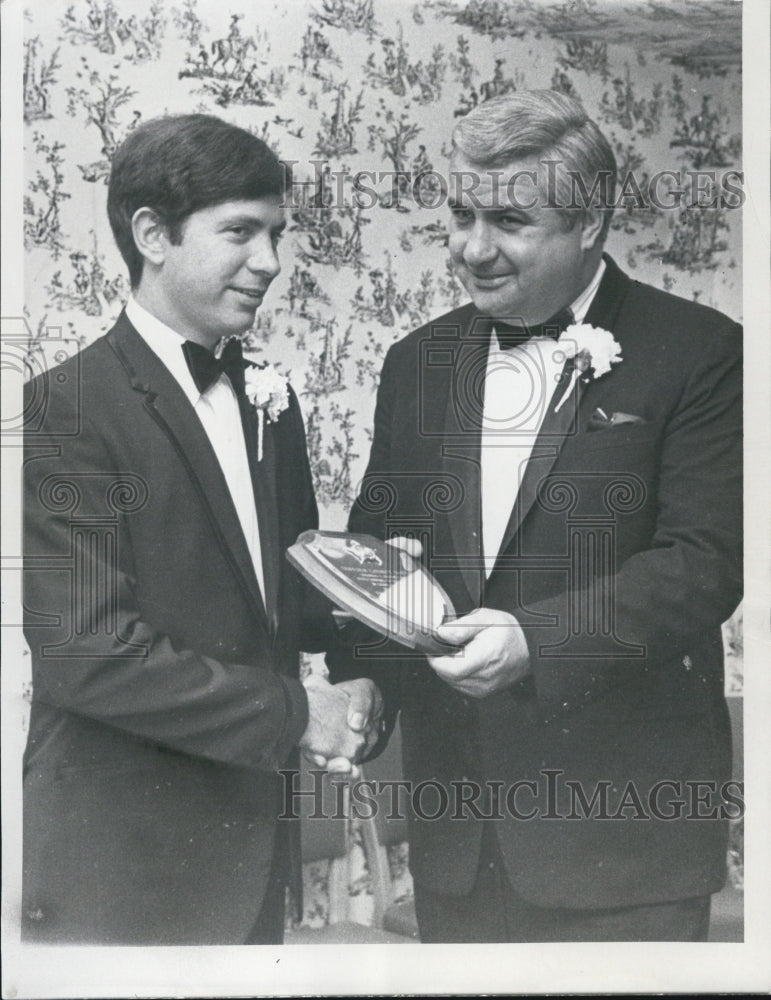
[287,530,457,654]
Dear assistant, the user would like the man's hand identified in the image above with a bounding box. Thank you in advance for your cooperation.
[386,535,423,559]
[300,675,384,775]
[427,608,530,698]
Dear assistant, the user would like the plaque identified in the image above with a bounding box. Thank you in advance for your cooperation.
[287,530,457,654]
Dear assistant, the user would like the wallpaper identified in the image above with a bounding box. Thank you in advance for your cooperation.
[23,0,742,505]
[21,0,744,926]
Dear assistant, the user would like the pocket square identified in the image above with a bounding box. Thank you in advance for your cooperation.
[587,408,648,431]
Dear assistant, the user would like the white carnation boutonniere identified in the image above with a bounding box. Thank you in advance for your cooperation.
[243,362,290,460]
[553,323,623,413]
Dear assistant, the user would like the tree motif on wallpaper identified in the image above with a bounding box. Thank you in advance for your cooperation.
[304,400,360,508]
[524,0,613,38]
[363,29,446,105]
[355,330,387,390]
[399,220,450,253]
[640,190,732,275]
[300,317,362,507]
[285,265,332,318]
[24,134,70,260]
[65,60,139,183]
[449,34,475,89]
[438,258,465,309]
[611,140,659,238]
[599,66,663,138]
[291,167,370,273]
[311,0,378,42]
[23,37,60,124]
[407,144,446,210]
[556,38,610,83]
[352,256,438,329]
[352,255,411,327]
[666,44,734,81]
[427,0,526,40]
[22,311,88,374]
[171,0,206,47]
[47,236,127,318]
[249,308,281,345]
[407,271,440,327]
[367,107,421,211]
[179,16,286,108]
[314,84,364,157]
[298,24,342,79]
[62,0,166,62]
[61,0,124,54]
[303,320,352,397]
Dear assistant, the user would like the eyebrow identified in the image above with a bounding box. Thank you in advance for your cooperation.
[220,214,287,232]
[447,198,531,218]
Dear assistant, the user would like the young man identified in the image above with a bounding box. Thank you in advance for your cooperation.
[22,114,380,944]
[328,90,742,942]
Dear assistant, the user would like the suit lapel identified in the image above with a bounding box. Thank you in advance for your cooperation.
[497,360,583,556]
[441,308,489,609]
[495,254,631,560]
[106,314,270,631]
[241,395,280,635]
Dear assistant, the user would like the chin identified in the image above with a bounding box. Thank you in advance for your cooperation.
[470,293,525,320]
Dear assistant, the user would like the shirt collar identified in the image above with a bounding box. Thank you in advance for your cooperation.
[125,295,202,406]
[568,257,606,325]
[491,258,607,352]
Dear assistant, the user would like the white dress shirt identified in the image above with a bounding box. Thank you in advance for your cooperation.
[481,260,606,574]
[126,296,266,601]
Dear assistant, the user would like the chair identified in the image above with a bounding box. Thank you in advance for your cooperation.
[284,756,417,944]
[356,722,419,939]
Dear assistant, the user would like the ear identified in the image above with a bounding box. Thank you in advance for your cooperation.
[579,207,605,252]
[131,207,170,269]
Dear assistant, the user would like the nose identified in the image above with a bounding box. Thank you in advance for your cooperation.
[461,220,497,268]
[245,234,281,280]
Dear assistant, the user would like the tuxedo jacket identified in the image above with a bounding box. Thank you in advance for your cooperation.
[329,255,743,909]
[22,312,325,943]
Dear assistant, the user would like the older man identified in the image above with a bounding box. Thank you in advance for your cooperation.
[328,90,742,942]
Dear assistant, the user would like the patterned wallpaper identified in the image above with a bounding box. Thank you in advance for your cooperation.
[19,0,745,927]
[23,0,742,513]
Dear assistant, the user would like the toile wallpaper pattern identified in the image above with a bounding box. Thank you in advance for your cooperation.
[22,0,743,928]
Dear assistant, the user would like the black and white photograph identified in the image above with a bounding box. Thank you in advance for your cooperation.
[1,0,769,995]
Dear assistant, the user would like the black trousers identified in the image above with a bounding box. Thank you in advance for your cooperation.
[414,825,711,943]
[244,832,288,945]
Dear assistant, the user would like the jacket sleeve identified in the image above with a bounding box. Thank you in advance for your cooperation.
[522,325,743,718]
[23,379,308,772]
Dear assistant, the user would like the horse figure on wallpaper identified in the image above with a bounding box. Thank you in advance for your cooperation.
[210,34,258,77]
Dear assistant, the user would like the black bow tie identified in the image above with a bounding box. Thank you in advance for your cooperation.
[492,306,574,350]
[182,337,247,396]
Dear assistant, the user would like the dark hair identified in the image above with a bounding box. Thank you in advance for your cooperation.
[107,114,289,287]
[453,90,617,242]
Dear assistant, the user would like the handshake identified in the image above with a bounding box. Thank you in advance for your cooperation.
[298,673,384,776]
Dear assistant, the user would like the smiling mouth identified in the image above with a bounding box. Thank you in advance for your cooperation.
[231,286,265,301]
[469,274,513,287]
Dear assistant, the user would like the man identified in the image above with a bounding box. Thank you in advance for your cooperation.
[328,90,742,941]
[22,113,380,945]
